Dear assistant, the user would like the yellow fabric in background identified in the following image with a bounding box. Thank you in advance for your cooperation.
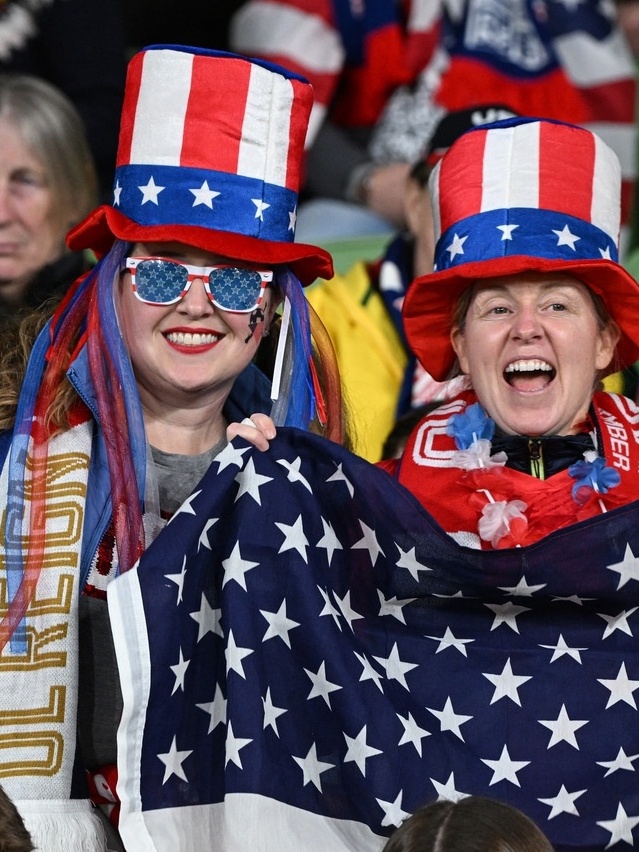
[307,261,407,462]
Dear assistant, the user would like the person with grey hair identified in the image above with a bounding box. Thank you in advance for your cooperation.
[0,73,98,323]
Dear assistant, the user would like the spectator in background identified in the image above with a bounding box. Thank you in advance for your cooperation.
[231,0,636,244]
[382,796,553,852]
[0,73,98,325]
[0,0,126,203]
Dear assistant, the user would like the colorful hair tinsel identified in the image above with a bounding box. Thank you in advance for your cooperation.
[0,265,95,652]
[270,269,342,442]
[86,241,147,571]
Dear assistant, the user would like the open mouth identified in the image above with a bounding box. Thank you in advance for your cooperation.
[504,359,555,391]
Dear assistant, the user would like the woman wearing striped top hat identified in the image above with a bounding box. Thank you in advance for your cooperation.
[0,45,342,849]
[379,116,639,549]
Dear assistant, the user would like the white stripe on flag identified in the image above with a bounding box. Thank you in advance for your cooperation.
[130,49,193,165]
[239,63,292,187]
[482,122,540,212]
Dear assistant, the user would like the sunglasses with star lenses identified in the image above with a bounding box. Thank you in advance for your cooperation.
[124,257,273,312]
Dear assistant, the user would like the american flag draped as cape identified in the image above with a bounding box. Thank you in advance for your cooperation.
[109,429,639,851]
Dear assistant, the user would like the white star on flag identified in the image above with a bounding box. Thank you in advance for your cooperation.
[234,457,273,505]
[335,589,364,630]
[305,661,342,706]
[395,545,431,581]
[598,606,638,639]
[158,736,192,784]
[377,791,410,828]
[430,772,468,802]
[352,520,384,565]
[446,233,468,259]
[138,176,165,205]
[426,697,473,741]
[538,784,586,818]
[397,712,430,756]
[113,179,122,205]
[596,803,639,845]
[276,456,312,491]
[539,704,588,749]
[196,684,227,734]
[597,746,639,776]
[485,600,530,632]
[482,744,530,786]
[225,721,252,769]
[355,651,384,691]
[222,542,259,590]
[252,198,270,220]
[198,517,218,551]
[262,687,287,734]
[276,514,309,562]
[260,599,301,647]
[598,662,639,708]
[225,630,253,679]
[499,575,546,596]
[215,442,251,471]
[293,743,334,791]
[190,180,220,208]
[552,224,580,250]
[607,542,639,588]
[374,642,418,689]
[326,462,354,496]
[189,592,222,642]
[483,657,532,705]
[497,224,519,240]
[539,633,586,663]
[165,556,187,604]
[343,725,383,775]
[168,489,201,522]
[169,648,189,694]
[288,207,297,231]
[316,517,343,566]
[425,626,474,656]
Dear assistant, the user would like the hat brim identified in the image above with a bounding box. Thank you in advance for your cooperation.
[403,256,639,381]
[66,206,334,286]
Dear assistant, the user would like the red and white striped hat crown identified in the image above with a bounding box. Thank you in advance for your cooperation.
[67,45,332,284]
[404,117,639,380]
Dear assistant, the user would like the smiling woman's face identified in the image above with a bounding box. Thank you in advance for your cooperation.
[450,272,619,436]
[118,241,280,410]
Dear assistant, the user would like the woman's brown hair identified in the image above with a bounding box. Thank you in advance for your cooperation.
[382,796,553,852]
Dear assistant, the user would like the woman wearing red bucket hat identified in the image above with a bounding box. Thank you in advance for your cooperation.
[378,115,639,549]
[0,44,343,849]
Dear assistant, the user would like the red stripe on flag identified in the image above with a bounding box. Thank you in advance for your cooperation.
[437,130,486,233]
[181,54,250,173]
[538,121,595,222]
[117,53,144,167]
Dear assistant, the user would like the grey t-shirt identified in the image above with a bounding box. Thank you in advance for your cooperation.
[151,439,226,514]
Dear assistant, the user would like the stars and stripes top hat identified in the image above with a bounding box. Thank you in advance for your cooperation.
[403,117,639,381]
[67,45,333,284]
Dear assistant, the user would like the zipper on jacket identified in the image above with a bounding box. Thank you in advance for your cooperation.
[528,438,545,480]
